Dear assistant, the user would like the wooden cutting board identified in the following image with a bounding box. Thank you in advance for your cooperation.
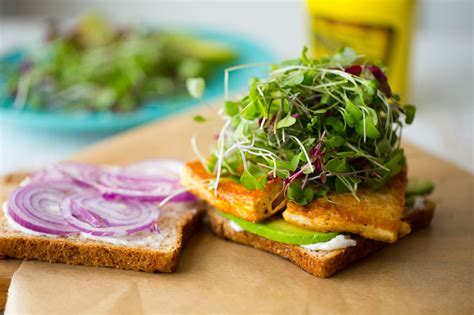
[0,109,472,312]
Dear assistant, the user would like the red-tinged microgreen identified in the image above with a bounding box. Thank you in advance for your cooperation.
[199,47,416,205]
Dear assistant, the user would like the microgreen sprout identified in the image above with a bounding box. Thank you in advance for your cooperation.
[186,77,206,99]
[1,15,237,113]
[202,47,415,205]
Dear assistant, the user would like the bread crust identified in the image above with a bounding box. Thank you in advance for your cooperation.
[207,200,435,278]
[0,210,202,273]
[0,173,204,273]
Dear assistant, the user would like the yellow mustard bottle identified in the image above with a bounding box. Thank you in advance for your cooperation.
[307,0,416,99]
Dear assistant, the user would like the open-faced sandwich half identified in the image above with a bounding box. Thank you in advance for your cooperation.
[0,160,204,272]
[181,47,435,278]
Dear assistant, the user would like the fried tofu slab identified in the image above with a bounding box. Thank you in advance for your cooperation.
[181,161,286,222]
[283,169,407,243]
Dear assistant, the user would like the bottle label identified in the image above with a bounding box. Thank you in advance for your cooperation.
[311,16,395,65]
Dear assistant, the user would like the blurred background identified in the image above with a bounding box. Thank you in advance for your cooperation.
[0,0,472,173]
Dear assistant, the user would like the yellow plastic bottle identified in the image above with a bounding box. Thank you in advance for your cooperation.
[307,0,416,99]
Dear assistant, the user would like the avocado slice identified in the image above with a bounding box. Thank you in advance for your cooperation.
[218,210,338,245]
[406,178,435,197]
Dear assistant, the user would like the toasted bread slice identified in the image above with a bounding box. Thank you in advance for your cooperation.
[208,199,435,278]
[0,173,204,273]
[181,161,286,222]
[283,169,407,243]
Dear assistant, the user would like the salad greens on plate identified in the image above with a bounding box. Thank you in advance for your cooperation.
[0,14,237,113]
[190,47,416,205]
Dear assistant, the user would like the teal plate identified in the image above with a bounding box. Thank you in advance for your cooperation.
[0,28,275,133]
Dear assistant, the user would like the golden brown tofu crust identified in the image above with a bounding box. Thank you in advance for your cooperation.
[283,169,407,243]
[181,161,286,222]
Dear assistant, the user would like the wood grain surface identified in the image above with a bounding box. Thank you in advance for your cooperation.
[0,109,472,312]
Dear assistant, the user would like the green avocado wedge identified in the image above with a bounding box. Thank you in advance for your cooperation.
[406,178,435,197]
[217,210,338,245]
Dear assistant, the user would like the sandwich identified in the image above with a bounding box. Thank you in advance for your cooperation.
[181,47,435,277]
[0,160,204,272]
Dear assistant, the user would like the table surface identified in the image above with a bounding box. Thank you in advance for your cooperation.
[0,109,473,314]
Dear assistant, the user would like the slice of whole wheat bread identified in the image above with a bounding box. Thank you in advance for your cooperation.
[0,173,205,273]
[207,200,435,278]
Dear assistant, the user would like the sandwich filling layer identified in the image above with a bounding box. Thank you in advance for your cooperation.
[300,235,356,251]
[217,209,356,251]
[228,218,356,251]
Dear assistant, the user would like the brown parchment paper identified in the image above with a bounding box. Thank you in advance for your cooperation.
[4,109,474,314]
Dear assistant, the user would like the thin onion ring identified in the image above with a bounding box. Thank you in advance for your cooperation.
[60,191,159,236]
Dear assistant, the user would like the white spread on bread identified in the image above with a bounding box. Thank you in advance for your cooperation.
[19,176,31,187]
[3,200,166,247]
[227,217,356,251]
[3,202,61,238]
[301,234,356,251]
[229,220,244,232]
[79,231,164,246]
[413,196,426,210]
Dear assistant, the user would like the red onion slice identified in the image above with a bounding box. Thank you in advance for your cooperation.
[60,191,159,236]
[97,172,194,201]
[123,159,184,180]
[6,160,195,238]
[57,160,196,202]
[97,171,172,192]
[55,162,101,181]
[29,162,98,184]
[6,181,84,236]
[29,167,64,183]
